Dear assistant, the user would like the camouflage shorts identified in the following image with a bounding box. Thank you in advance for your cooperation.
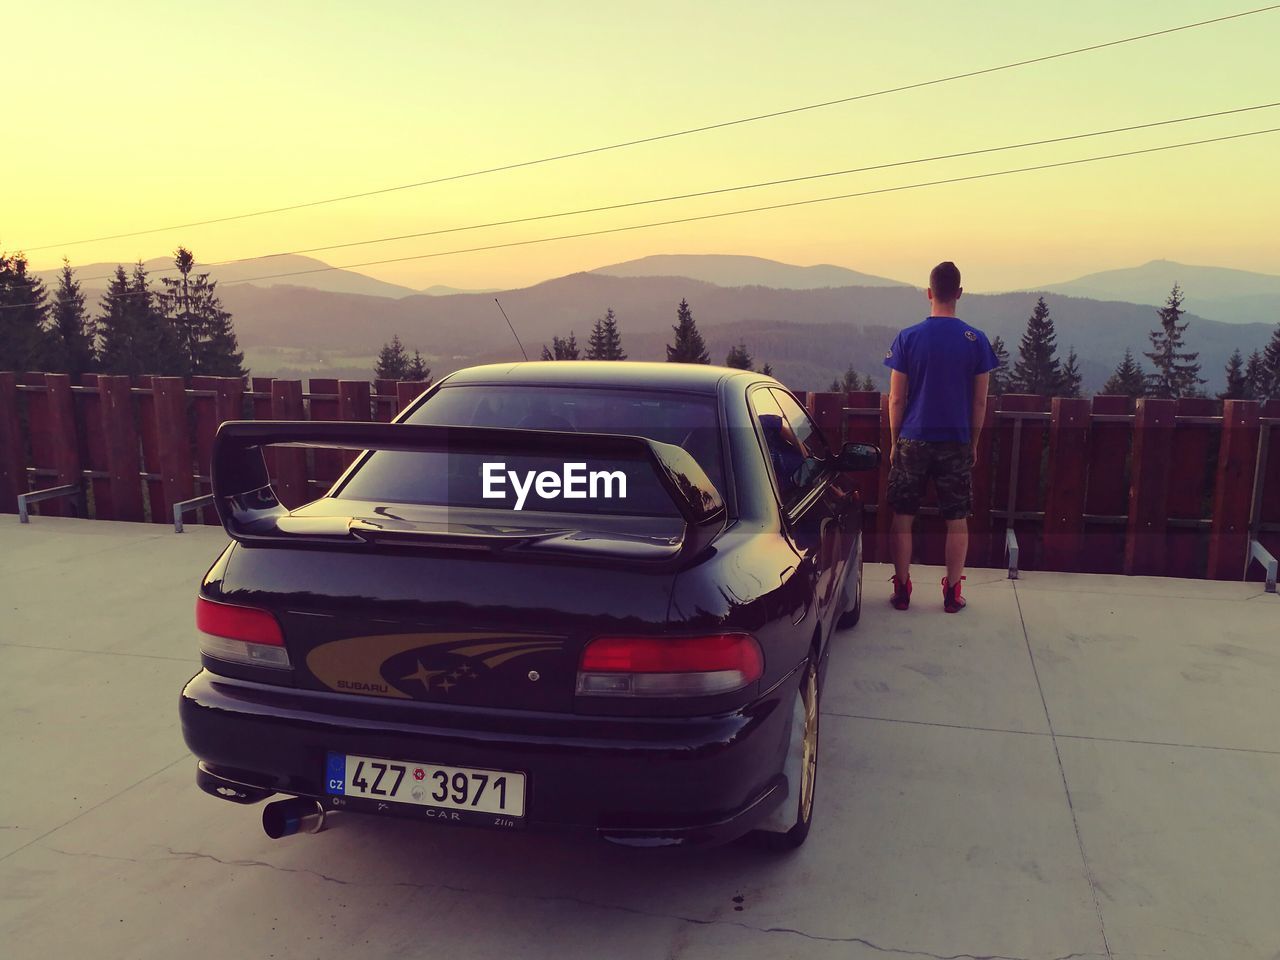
[887,439,975,520]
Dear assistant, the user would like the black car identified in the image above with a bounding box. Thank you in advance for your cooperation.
[180,362,878,848]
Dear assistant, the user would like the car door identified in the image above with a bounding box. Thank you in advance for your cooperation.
[750,387,850,637]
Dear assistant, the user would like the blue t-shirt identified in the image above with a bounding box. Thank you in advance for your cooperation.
[882,316,1000,443]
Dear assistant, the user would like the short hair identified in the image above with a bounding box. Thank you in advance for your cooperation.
[929,261,962,303]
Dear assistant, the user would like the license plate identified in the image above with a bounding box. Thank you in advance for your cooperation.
[325,752,526,824]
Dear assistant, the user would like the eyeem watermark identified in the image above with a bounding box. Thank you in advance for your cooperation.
[481,462,627,511]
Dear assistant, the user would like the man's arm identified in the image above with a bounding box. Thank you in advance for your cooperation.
[888,369,909,463]
[970,372,990,458]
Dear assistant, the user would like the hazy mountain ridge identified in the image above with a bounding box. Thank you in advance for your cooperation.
[27,252,1275,391]
[1030,259,1280,326]
[215,273,1269,393]
[592,253,911,290]
[33,254,423,300]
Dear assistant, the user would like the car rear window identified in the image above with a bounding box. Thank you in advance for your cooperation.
[334,385,724,517]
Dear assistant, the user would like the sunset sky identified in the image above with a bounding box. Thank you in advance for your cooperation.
[6,0,1278,292]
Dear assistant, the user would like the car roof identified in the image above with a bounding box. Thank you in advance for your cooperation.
[441,361,769,395]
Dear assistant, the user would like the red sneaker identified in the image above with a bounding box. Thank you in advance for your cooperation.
[890,575,912,610]
[942,576,967,613]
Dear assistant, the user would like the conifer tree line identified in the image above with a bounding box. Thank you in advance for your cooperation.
[372,334,431,381]
[0,248,245,378]
[538,299,775,373]
[993,285,1280,402]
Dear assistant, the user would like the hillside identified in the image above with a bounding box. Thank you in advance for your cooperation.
[213,273,1271,393]
[33,254,421,299]
[591,254,911,290]
[1032,260,1280,326]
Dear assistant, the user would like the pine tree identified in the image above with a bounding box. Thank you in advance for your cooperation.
[1012,297,1061,395]
[96,267,134,374]
[0,251,52,371]
[98,262,183,375]
[374,334,409,379]
[541,332,580,360]
[1143,284,1203,399]
[828,364,869,393]
[1102,348,1147,398]
[585,308,626,360]
[1243,350,1266,401]
[989,335,1013,395]
[406,349,431,383]
[862,374,877,391]
[665,298,709,363]
[1261,323,1280,401]
[157,248,244,377]
[760,362,774,377]
[724,341,754,370]
[1058,346,1083,398]
[48,260,95,375]
[1219,349,1248,401]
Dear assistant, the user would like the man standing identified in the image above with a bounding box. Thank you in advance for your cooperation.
[882,261,999,612]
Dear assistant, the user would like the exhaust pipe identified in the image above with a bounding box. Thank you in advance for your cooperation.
[262,797,326,839]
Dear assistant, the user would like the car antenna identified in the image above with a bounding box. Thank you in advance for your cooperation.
[494,298,528,361]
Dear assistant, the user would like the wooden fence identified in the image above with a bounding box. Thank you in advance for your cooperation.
[806,390,1280,584]
[1,371,1277,585]
[0,373,428,528]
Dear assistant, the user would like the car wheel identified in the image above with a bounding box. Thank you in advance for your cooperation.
[835,535,863,629]
[752,657,820,850]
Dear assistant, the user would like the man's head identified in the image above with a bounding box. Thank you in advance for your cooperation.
[927,261,962,313]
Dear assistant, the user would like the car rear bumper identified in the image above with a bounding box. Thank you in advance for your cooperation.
[179,669,796,846]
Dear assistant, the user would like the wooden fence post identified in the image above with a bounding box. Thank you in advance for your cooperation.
[1124,398,1176,576]
[338,381,372,469]
[809,391,846,446]
[307,378,343,485]
[270,380,307,507]
[0,373,25,512]
[396,380,428,415]
[98,375,144,522]
[251,377,275,420]
[969,400,998,569]
[994,394,1050,569]
[1083,395,1133,573]
[1166,397,1219,579]
[374,379,399,422]
[151,377,193,522]
[191,376,244,524]
[1206,399,1261,580]
[874,392,893,562]
[1042,397,1091,571]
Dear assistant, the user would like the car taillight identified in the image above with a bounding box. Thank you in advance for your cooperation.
[196,596,291,669]
[576,634,763,697]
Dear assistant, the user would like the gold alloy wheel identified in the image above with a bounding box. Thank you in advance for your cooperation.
[799,663,819,823]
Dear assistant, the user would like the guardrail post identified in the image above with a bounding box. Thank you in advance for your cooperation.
[1206,400,1260,581]
[1124,397,1176,576]
[0,372,25,513]
[1043,397,1091,571]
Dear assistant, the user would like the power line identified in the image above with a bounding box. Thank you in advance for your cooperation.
[18,3,1279,253]
[180,101,1280,269]
[30,101,1280,288]
[4,126,1275,312]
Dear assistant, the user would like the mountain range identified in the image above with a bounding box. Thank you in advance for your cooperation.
[30,254,1277,392]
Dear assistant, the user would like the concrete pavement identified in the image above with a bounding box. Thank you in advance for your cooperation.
[1,516,1276,959]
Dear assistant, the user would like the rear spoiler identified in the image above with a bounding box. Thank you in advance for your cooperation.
[211,421,727,563]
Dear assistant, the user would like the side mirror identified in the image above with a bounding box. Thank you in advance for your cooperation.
[833,441,880,472]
